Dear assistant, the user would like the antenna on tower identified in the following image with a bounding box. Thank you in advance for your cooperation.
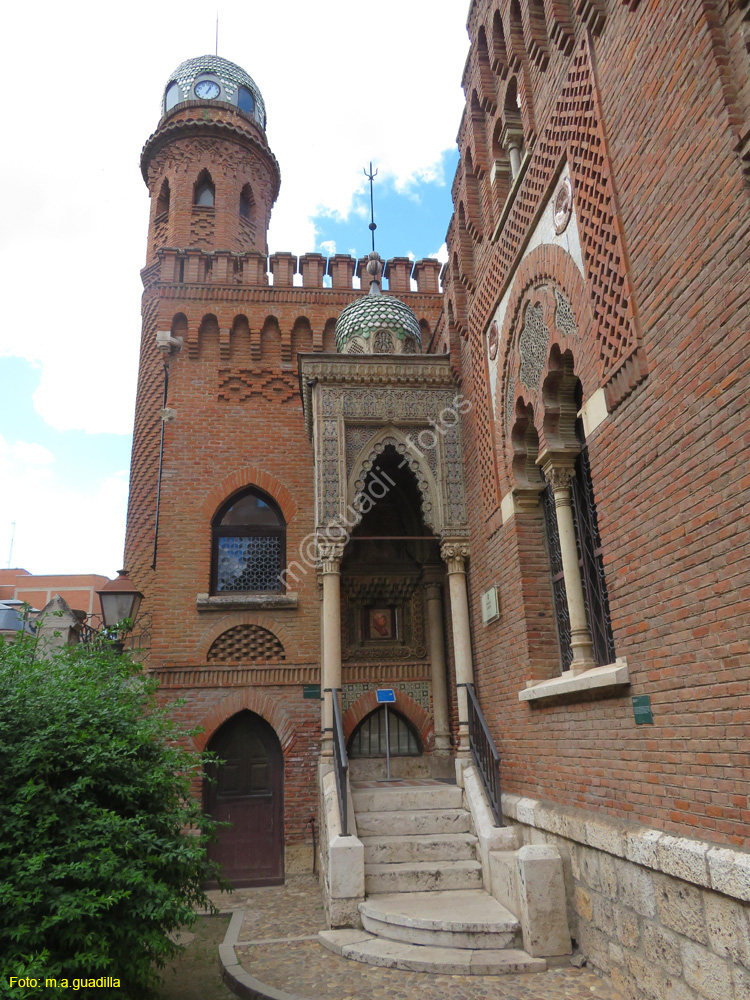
[215,11,219,56]
[363,161,378,253]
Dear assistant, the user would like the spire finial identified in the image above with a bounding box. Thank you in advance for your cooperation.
[363,161,378,253]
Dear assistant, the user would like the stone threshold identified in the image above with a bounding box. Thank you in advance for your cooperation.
[502,792,750,903]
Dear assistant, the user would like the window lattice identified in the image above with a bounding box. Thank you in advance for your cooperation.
[207,624,285,662]
[554,288,578,338]
[217,536,282,592]
[347,339,364,354]
[519,303,549,390]
[402,337,417,354]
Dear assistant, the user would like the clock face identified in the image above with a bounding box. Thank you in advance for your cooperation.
[194,79,220,100]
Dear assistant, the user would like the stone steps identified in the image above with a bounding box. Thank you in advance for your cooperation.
[361,832,478,864]
[355,807,472,837]
[360,889,521,950]
[319,929,546,975]
[365,858,483,894]
[352,783,463,814]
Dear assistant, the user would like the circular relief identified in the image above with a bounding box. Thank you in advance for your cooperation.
[554,177,573,235]
[487,320,499,361]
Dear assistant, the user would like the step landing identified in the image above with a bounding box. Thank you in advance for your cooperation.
[359,889,520,949]
[318,929,546,975]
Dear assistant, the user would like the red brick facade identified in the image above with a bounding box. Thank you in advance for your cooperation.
[445,0,750,847]
[125,2,750,881]
[124,80,444,851]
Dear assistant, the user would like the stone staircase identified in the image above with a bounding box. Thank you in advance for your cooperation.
[319,779,547,974]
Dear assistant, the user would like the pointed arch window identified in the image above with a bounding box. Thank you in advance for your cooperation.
[194,170,215,207]
[347,708,422,758]
[212,488,286,593]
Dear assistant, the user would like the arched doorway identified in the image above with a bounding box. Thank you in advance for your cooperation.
[203,710,284,887]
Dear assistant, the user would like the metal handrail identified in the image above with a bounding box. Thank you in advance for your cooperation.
[331,689,350,837]
[466,683,504,826]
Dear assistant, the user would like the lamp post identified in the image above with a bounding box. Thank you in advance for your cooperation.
[96,570,144,651]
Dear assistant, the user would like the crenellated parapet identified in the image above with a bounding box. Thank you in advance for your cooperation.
[143,248,442,295]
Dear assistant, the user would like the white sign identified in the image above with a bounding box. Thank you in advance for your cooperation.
[481,586,500,625]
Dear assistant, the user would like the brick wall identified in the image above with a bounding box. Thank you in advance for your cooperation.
[449,0,750,847]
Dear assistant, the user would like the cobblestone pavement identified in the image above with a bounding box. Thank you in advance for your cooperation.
[206,875,623,1000]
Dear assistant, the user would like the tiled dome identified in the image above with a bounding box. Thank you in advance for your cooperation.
[335,293,422,353]
[162,55,266,128]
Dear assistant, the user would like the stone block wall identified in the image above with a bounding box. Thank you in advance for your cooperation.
[503,793,750,1000]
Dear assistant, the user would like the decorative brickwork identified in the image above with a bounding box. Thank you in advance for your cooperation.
[217,368,298,404]
[207,624,285,662]
[469,35,643,399]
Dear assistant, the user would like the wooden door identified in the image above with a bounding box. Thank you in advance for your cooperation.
[204,711,284,887]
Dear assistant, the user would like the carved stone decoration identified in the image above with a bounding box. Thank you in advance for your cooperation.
[442,423,468,525]
[554,288,578,339]
[299,356,470,539]
[321,419,342,525]
[553,176,573,234]
[487,320,499,361]
[505,370,516,431]
[519,303,550,390]
[345,425,376,476]
[317,537,346,574]
[440,539,471,574]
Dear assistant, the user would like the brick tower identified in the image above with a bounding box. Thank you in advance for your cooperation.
[125,55,445,887]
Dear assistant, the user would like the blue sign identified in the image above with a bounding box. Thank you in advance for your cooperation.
[376,688,396,704]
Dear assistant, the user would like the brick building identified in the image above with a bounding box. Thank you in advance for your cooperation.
[125,4,750,991]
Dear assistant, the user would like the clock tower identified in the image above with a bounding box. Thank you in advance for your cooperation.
[124,53,445,887]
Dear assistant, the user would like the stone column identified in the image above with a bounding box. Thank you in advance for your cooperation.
[441,540,474,754]
[502,123,525,180]
[318,539,345,758]
[424,573,451,755]
[540,457,596,673]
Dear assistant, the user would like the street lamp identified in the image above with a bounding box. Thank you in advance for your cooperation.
[97,569,144,630]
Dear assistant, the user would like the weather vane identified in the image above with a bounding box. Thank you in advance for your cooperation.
[363,162,378,253]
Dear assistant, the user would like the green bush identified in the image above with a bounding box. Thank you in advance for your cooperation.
[0,632,222,999]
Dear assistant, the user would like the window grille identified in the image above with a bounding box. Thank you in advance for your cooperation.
[543,446,615,670]
[348,708,421,758]
[212,489,285,593]
[571,447,616,666]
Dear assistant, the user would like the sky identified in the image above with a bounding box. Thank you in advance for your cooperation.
[0,0,469,579]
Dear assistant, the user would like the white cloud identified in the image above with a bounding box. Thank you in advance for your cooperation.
[320,240,337,256]
[0,432,128,577]
[430,243,450,264]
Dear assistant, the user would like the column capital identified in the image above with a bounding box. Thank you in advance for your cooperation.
[317,537,346,574]
[440,538,471,574]
[538,448,578,491]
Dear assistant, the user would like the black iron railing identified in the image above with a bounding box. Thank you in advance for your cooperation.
[331,689,350,837]
[466,683,504,826]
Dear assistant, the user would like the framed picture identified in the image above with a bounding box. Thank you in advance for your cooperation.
[364,606,398,642]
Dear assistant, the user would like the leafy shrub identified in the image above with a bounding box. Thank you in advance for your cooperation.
[0,633,221,998]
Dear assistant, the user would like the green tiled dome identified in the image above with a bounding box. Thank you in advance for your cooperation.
[335,294,421,352]
[163,55,266,128]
